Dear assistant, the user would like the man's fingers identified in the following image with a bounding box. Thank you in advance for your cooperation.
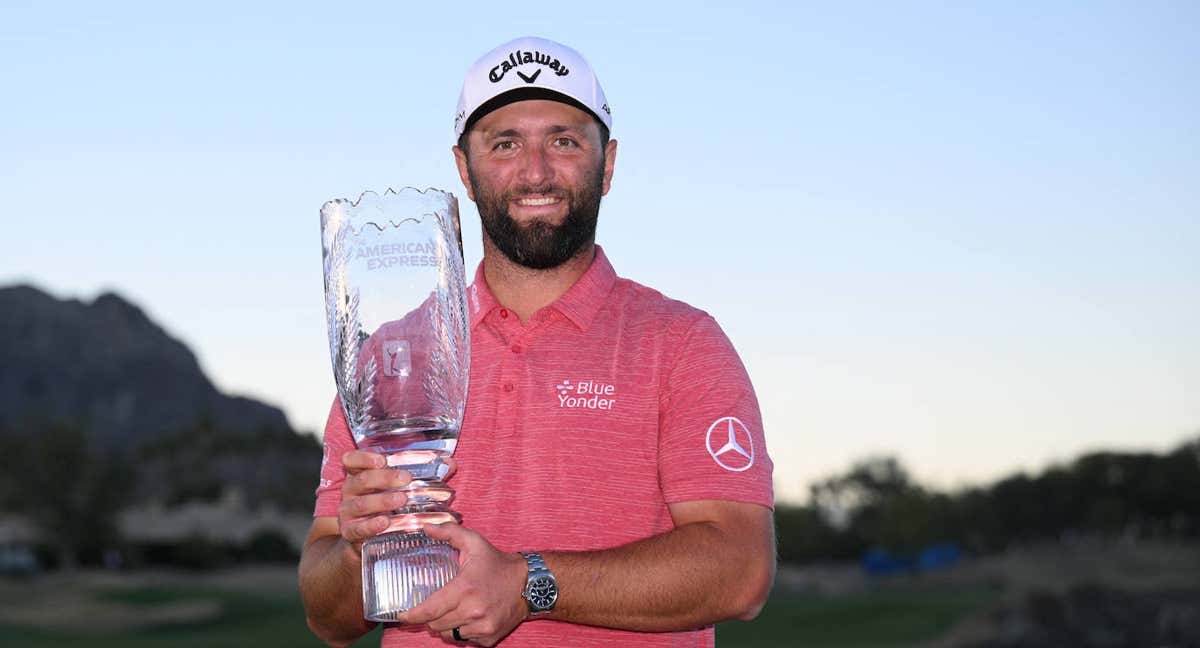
[341,491,407,519]
[341,450,386,471]
[423,522,469,547]
[425,600,489,633]
[402,586,459,626]
[436,616,501,647]
[337,489,409,544]
[340,514,389,543]
[345,467,412,495]
[425,607,471,633]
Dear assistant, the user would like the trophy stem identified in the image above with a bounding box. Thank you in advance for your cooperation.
[362,530,460,621]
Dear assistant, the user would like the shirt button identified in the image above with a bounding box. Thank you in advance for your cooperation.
[511,344,522,354]
[503,383,514,393]
[499,308,509,319]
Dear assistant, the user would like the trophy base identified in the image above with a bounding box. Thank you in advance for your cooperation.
[362,529,460,621]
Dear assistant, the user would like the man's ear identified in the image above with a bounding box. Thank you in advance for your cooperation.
[601,139,618,196]
[452,145,474,201]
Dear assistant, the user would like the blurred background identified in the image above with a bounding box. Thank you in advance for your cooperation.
[1,2,1197,646]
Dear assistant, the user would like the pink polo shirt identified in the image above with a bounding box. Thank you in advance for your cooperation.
[315,246,773,647]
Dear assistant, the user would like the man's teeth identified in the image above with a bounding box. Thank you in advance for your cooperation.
[517,197,559,206]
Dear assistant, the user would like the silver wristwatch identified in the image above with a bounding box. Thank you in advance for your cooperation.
[520,552,558,616]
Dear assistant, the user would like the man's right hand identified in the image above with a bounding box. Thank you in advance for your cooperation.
[301,449,457,646]
[337,449,414,549]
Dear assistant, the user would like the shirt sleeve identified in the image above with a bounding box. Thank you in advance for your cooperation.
[657,313,774,509]
[314,397,355,518]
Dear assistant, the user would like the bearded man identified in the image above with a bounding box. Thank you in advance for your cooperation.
[300,36,775,648]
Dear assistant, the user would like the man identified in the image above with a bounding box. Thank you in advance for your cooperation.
[300,36,775,647]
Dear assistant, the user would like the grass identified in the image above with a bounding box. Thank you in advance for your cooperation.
[718,588,1000,648]
[0,575,997,647]
[0,584,329,648]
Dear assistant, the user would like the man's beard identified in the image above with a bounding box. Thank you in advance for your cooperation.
[468,159,604,270]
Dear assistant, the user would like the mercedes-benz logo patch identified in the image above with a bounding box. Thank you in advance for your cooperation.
[706,416,754,472]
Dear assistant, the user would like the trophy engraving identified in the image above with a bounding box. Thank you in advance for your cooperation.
[320,187,469,621]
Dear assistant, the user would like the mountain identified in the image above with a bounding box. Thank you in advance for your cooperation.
[0,284,320,510]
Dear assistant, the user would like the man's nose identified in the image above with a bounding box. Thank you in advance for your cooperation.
[518,145,553,186]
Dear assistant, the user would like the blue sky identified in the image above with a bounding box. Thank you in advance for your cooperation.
[2,2,1197,502]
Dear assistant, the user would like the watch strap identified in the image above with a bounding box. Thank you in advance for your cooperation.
[523,551,549,574]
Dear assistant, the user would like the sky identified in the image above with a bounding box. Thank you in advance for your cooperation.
[2,2,1197,503]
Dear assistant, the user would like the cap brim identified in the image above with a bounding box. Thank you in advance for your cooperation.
[461,87,607,138]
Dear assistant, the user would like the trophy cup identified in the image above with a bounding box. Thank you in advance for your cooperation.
[320,187,470,621]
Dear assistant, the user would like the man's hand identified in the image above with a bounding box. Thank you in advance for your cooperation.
[300,451,457,647]
[402,523,528,647]
[337,449,416,548]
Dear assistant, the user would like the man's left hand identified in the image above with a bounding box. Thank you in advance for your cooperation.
[402,523,529,646]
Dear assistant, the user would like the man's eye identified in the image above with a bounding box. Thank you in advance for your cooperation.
[553,137,577,148]
[493,141,516,151]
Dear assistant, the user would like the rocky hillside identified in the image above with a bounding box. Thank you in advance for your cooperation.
[0,284,320,511]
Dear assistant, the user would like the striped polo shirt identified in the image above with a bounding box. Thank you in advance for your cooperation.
[315,245,773,647]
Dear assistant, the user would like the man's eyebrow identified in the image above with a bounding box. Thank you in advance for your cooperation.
[486,128,523,139]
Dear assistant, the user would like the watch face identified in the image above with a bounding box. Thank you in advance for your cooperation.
[527,576,557,610]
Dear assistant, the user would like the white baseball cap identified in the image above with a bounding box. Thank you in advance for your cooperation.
[454,36,612,139]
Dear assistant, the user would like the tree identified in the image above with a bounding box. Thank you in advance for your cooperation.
[808,456,955,555]
[0,420,127,569]
[809,455,916,528]
[775,504,861,563]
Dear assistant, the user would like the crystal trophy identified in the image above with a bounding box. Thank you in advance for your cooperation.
[320,187,470,621]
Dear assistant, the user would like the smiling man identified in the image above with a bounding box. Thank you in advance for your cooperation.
[299,36,775,648]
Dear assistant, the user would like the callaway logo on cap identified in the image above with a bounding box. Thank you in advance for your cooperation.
[454,36,612,138]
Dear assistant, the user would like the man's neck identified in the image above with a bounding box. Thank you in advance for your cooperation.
[482,239,596,324]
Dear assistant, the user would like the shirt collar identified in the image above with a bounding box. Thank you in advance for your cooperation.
[467,264,499,331]
[551,245,617,331]
[466,245,618,332]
